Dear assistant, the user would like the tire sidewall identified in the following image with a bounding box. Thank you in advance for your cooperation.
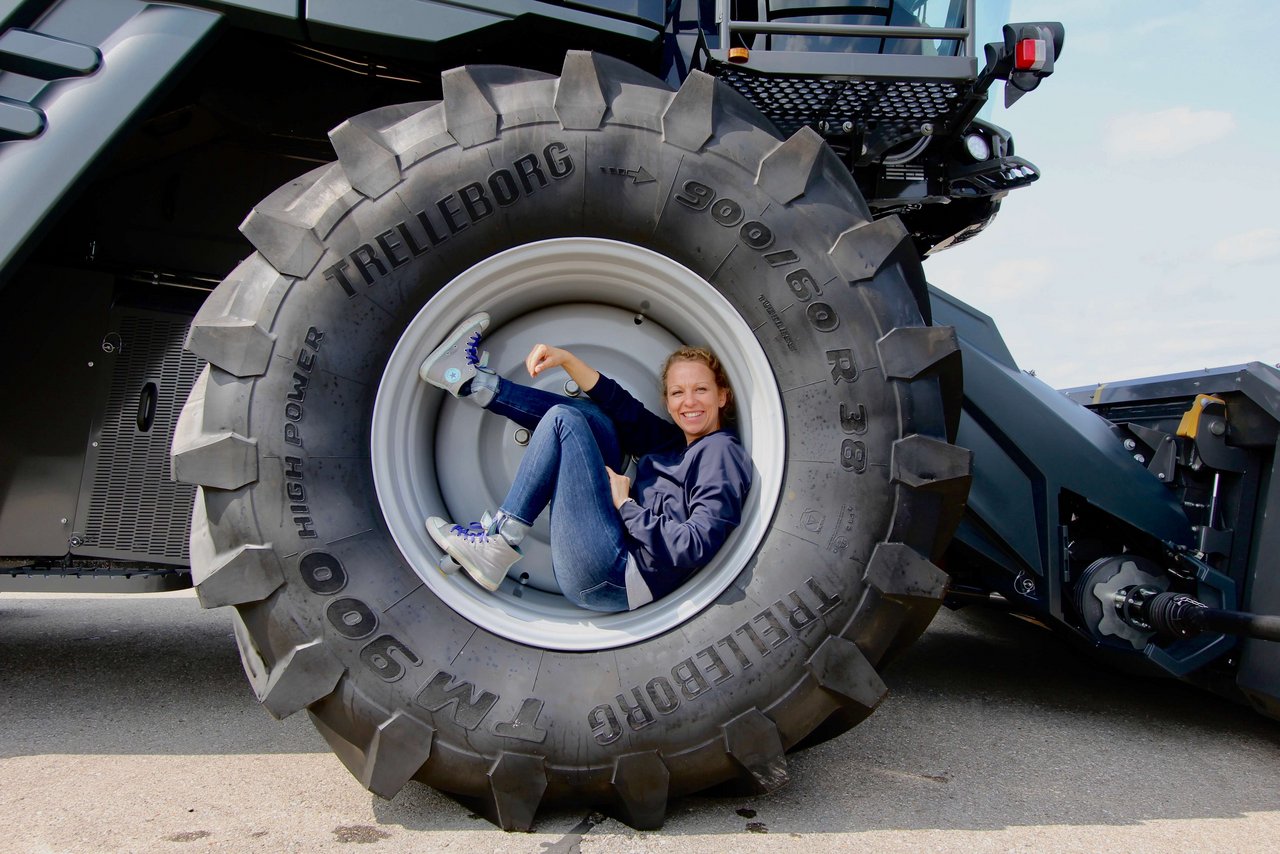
[239,117,910,792]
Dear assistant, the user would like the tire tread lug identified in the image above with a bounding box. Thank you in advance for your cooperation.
[864,542,947,602]
[442,66,499,148]
[170,428,256,490]
[193,541,284,608]
[555,50,608,130]
[890,435,973,561]
[171,368,258,490]
[240,162,358,277]
[722,708,788,793]
[829,215,911,283]
[755,126,825,204]
[362,710,436,798]
[610,751,670,830]
[484,752,548,831]
[806,635,889,713]
[662,70,716,151]
[877,325,961,381]
[329,102,434,198]
[185,254,289,377]
[230,614,344,720]
[891,434,973,491]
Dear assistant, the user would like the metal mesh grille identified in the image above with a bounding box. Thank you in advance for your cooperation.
[83,313,204,563]
[715,67,962,137]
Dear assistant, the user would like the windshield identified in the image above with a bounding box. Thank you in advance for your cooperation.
[742,0,1012,58]
[762,0,967,56]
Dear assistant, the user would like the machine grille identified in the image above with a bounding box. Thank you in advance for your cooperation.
[714,66,963,137]
[82,313,203,563]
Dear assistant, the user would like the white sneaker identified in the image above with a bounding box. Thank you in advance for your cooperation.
[419,312,490,397]
[426,515,521,591]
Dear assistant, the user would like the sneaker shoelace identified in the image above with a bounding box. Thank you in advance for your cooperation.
[464,331,482,366]
[450,522,490,543]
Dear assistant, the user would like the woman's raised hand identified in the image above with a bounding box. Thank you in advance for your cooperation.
[525,343,571,378]
[524,345,601,393]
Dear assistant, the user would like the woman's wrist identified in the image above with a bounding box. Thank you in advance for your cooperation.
[565,355,599,392]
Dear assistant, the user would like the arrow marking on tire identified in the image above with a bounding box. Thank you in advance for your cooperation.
[600,166,656,185]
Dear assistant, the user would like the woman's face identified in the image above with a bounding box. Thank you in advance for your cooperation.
[665,360,728,444]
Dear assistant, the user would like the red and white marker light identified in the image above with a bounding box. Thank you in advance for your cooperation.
[1015,38,1048,71]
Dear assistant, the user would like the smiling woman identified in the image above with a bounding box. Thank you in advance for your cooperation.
[422,328,751,613]
[662,346,733,443]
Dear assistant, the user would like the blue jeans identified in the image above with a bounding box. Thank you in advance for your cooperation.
[486,377,632,612]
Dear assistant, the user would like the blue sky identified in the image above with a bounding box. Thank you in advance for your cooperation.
[924,0,1280,388]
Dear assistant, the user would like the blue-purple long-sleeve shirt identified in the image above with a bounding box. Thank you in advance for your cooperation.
[588,374,752,599]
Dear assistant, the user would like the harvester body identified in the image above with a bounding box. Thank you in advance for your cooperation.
[1,0,1277,823]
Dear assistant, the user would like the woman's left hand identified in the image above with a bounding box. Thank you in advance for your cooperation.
[604,466,632,510]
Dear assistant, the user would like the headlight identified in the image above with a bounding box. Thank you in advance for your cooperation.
[963,132,991,162]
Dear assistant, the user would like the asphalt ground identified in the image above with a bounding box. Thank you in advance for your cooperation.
[2,591,1278,853]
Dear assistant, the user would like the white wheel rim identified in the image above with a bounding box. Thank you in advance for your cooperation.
[371,238,784,651]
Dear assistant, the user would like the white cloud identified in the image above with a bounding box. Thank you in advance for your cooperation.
[1104,107,1236,160]
[1212,228,1280,265]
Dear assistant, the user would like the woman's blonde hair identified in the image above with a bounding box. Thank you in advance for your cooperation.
[661,346,735,422]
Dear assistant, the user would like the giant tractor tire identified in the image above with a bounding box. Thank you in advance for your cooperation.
[172,52,971,830]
